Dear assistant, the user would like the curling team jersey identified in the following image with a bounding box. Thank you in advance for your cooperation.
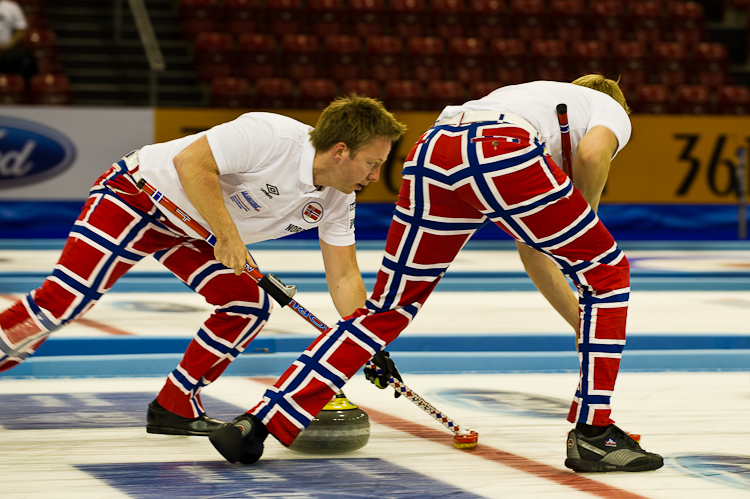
[136,112,356,246]
[436,81,632,168]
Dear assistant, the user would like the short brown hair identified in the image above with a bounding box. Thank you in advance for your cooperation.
[309,94,407,156]
[572,74,632,115]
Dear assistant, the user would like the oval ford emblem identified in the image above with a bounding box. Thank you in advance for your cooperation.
[0,116,76,189]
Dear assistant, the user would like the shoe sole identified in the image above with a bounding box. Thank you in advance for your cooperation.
[146,425,212,437]
[565,458,664,473]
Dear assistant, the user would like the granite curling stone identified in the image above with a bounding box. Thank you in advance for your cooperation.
[288,392,370,454]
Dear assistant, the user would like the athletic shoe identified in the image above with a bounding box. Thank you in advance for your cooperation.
[146,399,228,436]
[209,413,269,464]
[565,424,664,472]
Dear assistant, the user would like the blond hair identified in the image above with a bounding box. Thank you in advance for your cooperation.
[309,94,407,156]
[572,74,632,115]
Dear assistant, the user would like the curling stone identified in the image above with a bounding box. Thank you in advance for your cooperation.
[289,392,370,454]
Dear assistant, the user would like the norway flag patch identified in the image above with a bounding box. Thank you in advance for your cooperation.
[302,202,324,223]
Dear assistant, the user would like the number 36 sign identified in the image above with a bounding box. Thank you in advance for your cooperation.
[605,115,750,204]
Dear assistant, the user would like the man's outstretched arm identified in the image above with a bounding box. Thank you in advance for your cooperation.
[516,125,620,332]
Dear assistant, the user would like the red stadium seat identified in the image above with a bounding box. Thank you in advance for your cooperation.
[365,36,404,82]
[29,73,72,105]
[589,0,626,42]
[509,0,548,42]
[308,0,346,37]
[255,77,294,108]
[531,39,568,81]
[612,41,649,88]
[675,84,711,114]
[489,38,527,85]
[22,28,58,61]
[634,84,672,113]
[570,40,609,79]
[238,33,277,80]
[427,80,466,110]
[179,0,218,20]
[448,37,487,83]
[652,41,688,88]
[0,74,26,104]
[210,76,251,107]
[407,37,446,83]
[667,1,705,44]
[223,0,262,38]
[179,0,219,38]
[281,34,320,81]
[431,0,469,39]
[349,0,387,38]
[716,85,750,114]
[384,80,424,111]
[390,0,428,39]
[628,0,664,44]
[298,78,338,109]
[266,0,306,37]
[693,42,729,89]
[341,79,382,99]
[469,81,501,100]
[551,0,588,42]
[470,0,508,40]
[193,32,234,65]
[324,35,362,82]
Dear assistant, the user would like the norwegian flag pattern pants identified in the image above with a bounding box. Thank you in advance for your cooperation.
[0,160,272,418]
[251,119,630,446]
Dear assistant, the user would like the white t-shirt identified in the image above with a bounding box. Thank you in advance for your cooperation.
[0,1,26,45]
[436,81,632,168]
[136,113,356,246]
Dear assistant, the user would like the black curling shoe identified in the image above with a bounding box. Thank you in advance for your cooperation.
[146,399,228,436]
[209,413,269,464]
[565,424,664,472]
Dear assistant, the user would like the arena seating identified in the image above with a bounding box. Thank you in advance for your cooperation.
[255,76,295,108]
[298,77,338,108]
[179,0,746,113]
[674,83,712,114]
[489,38,527,85]
[551,0,588,42]
[431,0,470,39]
[0,1,71,105]
[209,76,251,107]
[341,78,382,99]
[426,80,465,109]
[324,34,363,82]
[407,36,446,83]
[384,79,424,110]
[223,0,262,37]
[0,73,26,104]
[308,0,346,37]
[29,72,72,105]
[716,84,750,114]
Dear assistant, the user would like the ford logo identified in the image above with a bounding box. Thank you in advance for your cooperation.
[0,116,76,189]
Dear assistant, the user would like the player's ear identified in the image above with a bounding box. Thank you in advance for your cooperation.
[331,142,347,162]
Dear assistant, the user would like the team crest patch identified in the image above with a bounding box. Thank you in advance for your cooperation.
[302,202,323,223]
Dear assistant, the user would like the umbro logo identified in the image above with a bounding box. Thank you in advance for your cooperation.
[261,184,280,199]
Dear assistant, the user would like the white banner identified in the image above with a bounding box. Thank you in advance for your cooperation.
[0,107,154,200]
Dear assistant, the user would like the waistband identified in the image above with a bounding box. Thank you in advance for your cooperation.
[434,111,539,139]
